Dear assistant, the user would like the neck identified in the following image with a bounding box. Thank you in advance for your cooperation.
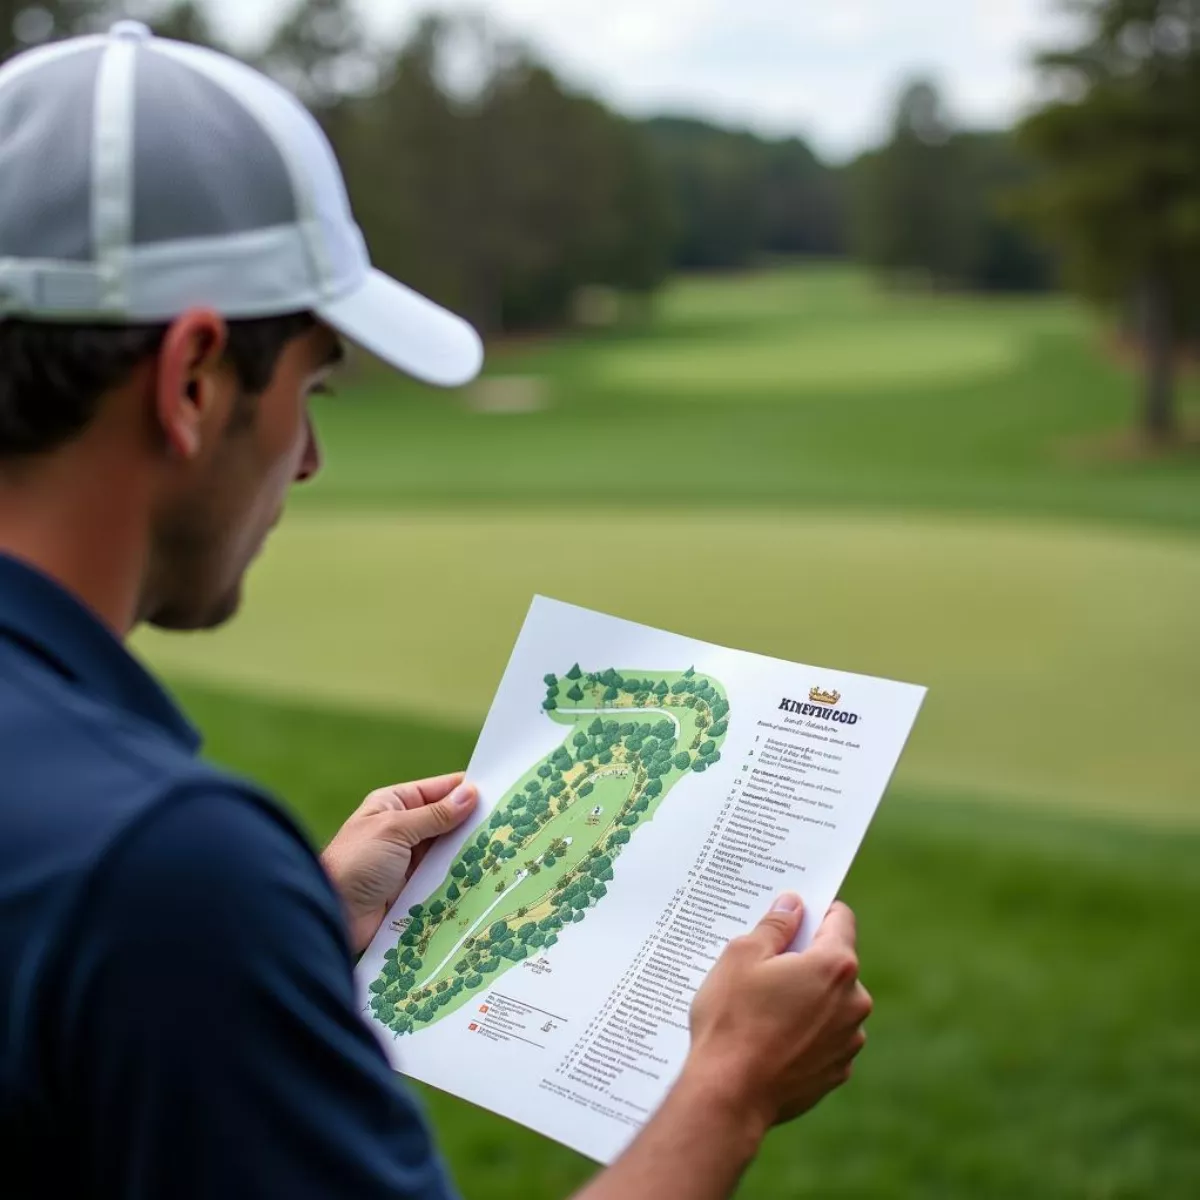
[0,448,151,639]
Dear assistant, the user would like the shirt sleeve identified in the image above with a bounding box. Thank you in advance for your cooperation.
[44,785,458,1200]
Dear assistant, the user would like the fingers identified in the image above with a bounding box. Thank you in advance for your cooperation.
[852,982,874,1024]
[390,772,468,810]
[384,782,478,846]
[812,901,857,950]
[733,893,805,960]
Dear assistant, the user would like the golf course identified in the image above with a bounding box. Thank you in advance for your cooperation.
[137,266,1199,1197]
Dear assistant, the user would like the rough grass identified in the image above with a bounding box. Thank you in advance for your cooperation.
[179,681,1200,1199]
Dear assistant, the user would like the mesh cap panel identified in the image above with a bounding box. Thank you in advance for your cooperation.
[0,22,483,385]
[151,39,367,296]
[0,46,102,261]
[131,49,299,245]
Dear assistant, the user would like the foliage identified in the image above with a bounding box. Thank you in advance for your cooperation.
[1013,0,1200,438]
[850,79,1053,294]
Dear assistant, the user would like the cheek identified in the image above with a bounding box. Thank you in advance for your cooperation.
[260,397,309,487]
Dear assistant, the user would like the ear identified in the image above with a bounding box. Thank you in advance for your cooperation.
[154,309,230,460]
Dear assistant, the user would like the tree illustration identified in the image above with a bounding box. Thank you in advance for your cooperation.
[568,684,584,702]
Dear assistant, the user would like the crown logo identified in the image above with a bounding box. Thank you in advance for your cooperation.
[809,687,841,707]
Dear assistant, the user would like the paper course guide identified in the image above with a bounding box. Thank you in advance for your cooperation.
[356,596,926,1163]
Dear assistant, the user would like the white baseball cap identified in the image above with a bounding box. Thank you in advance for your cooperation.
[0,20,484,387]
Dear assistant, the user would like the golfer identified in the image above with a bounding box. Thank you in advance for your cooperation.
[0,23,872,1199]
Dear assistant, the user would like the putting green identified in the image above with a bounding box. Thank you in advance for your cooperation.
[588,319,1025,395]
[136,510,1200,825]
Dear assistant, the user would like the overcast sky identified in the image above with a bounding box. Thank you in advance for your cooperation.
[204,0,1073,161]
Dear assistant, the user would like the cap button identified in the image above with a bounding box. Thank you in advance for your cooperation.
[109,20,153,41]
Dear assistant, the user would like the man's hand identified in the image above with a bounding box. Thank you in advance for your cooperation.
[572,895,872,1200]
[321,773,478,956]
[683,895,873,1137]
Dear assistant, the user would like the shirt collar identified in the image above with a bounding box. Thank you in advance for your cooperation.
[0,552,200,753]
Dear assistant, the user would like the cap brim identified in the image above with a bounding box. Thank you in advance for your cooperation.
[317,269,484,388]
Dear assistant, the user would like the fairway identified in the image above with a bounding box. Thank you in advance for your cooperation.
[282,266,1199,530]
[589,318,1024,394]
[138,508,1200,823]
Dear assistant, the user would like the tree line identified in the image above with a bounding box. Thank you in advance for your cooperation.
[0,0,1042,321]
[5,0,1195,436]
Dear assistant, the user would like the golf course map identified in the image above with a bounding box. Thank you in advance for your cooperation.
[367,665,729,1038]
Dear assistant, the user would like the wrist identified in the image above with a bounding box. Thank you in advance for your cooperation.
[671,1055,771,1160]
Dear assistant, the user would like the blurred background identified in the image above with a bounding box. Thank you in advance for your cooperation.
[11,0,1198,1194]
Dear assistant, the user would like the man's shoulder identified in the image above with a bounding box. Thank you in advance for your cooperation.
[0,637,333,1043]
[0,635,206,806]
[0,633,300,861]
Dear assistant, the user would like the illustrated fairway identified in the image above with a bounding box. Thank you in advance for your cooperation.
[366,668,728,1037]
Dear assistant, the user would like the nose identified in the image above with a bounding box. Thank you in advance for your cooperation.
[295,411,322,484]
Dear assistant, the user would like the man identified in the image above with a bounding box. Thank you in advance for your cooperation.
[0,22,872,1200]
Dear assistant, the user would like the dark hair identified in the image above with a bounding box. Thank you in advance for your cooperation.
[0,312,317,459]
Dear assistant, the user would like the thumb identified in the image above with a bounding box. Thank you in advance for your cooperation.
[741,892,805,958]
[389,783,478,846]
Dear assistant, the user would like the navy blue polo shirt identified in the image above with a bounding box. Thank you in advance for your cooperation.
[0,553,456,1199]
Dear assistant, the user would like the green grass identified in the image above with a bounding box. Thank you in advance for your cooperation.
[137,509,1200,824]
[297,265,1200,532]
[146,263,1200,1195]
[179,680,1200,1199]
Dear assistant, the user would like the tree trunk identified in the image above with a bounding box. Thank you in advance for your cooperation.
[1139,273,1177,443]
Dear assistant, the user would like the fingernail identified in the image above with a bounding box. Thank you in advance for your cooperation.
[772,892,802,913]
[451,784,476,807]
